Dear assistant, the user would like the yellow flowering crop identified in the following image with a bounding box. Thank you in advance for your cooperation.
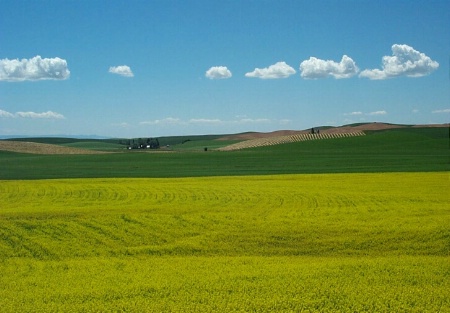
[0,172,449,311]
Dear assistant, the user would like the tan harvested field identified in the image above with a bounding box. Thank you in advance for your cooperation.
[216,122,449,151]
[0,141,111,155]
[218,131,365,151]
[217,130,310,141]
[218,122,449,140]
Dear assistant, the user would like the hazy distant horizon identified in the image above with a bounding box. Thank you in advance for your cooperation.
[1,121,448,140]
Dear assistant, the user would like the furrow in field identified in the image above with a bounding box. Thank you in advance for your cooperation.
[0,172,448,259]
[0,172,449,312]
[217,131,365,151]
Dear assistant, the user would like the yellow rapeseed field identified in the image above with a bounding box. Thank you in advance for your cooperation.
[0,172,449,311]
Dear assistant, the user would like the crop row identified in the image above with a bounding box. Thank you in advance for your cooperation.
[1,172,449,311]
[218,131,365,151]
[0,172,448,260]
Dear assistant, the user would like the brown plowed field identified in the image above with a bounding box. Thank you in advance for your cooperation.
[218,122,449,140]
[0,141,112,155]
[218,131,365,151]
[216,122,449,151]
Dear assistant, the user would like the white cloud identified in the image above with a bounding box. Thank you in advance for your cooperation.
[300,55,359,79]
[367,110,387,116]
[236,118,271,124]
[139,116,278,127]
[0,109,14,118]
[0,56,70,82]
[189,118,222,124]
[0,109,65,119]
[140,117,182,125]
[15,111,65,119]
[344,111,363,116]
[109,65,134,77]
[359,44,439,80]
[245,61,296,79]
[412,109,419,114]
[344,110,386,116]
[432,109,450,113]
[205,66,232,79]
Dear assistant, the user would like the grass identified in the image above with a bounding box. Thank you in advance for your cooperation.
[0,172,449,311]
[169,139,241,151]
[3,137,126,146]
[0,127,448,179]
[61,141,126,151]
[157,134,230,147]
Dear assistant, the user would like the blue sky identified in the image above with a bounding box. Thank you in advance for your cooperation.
[1,0,449,138]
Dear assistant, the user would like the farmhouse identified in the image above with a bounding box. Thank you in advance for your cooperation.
[127,138,160,150]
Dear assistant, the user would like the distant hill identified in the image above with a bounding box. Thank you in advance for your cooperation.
[216,122,449,140]
[1,122,448,154]
[0,141,112,155]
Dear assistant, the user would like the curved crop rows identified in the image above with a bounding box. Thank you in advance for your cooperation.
[0,172,447,258]
[217,131,365,151]
[0,176,352,216]
[1,172,449,312]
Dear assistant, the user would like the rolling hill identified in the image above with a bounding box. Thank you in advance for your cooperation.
[1,122,448,155]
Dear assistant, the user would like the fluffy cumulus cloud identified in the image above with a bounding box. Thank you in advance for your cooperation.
[0,56,70,82]
[205,66,232,79]
[0,109,15,118]
[359,44,439,80]
[300,55,359,79]
[109,65,134,77]
[245,62,296,79]
[16,111,65,119]
[0,109,65,119]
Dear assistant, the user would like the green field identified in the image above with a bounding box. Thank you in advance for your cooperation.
[0,127,449,311]
[61,141,126,150]
[0,127,448,179]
